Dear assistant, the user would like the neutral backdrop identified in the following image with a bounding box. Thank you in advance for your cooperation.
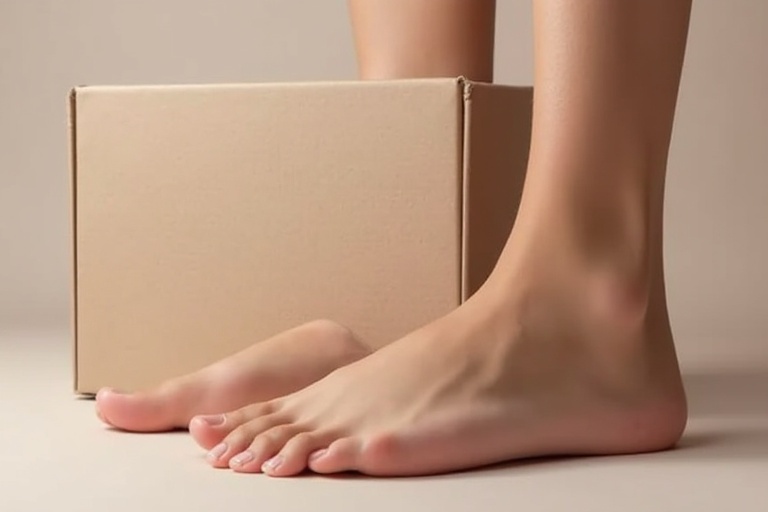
[1,0,766,370]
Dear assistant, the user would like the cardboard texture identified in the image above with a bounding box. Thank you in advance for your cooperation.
[69,78,532,394]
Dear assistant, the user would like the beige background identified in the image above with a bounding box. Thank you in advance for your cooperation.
[1,4,767,511]
[0,0,766,370]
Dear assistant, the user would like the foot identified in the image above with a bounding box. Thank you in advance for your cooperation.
[95,320,371,432]
[188,250,688,476]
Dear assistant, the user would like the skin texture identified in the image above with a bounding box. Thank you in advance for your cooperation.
[185,0,693,477]
[348,0,496,82]
[95,320,371,432]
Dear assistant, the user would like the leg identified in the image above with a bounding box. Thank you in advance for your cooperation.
[95,320,370,432]
[191,0,691,476]
[348,0,496,81]
[95,0,494,434]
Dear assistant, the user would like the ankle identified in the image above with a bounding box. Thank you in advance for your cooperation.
[585,269,652,330]
[520,156,662,277]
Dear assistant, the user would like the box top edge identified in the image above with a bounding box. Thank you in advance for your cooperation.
[71,77,470,93]
[70,78,531,93]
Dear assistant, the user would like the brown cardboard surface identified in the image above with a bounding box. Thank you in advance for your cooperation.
[71,78,532,393]
[461,82,532,299]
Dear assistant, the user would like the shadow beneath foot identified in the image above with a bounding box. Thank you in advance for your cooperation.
[668,426,768,461]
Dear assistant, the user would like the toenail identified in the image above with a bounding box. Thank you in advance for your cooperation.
[230,451,254,467]
[309,449,327,462]
[197,414,225,426]
[207,443,228,461]
[262,455,283,472]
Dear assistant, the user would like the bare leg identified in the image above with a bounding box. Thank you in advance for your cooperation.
[188,0,691,476]
[349,0,496,81]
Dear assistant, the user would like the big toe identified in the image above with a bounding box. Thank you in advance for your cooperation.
[95,380,197,432]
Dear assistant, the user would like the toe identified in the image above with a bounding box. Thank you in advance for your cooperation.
[188,413,229,450]
[262,431,332,477]
[229,424,304,473]
[94,396,110,426]
[307,437,361,474]
[95,381,195,433]
[204,412,285,468]
[190,401,276,450]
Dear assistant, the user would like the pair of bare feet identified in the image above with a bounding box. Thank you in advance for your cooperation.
[95,226,688,477]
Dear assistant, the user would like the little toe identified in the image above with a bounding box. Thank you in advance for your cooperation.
[262,431,332,477]
[307,437,361,474]
[205,413,286,468]
[230,424,303,473]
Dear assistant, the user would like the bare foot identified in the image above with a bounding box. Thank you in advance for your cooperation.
[95,320,370,433]
[188,251,687,476]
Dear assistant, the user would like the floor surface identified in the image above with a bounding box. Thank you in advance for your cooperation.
[2,330,767,512]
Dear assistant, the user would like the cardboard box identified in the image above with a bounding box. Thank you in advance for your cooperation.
[69,78,532,394]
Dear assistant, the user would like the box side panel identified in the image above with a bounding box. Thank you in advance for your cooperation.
[462,83,532,300]
[74,81,463,392]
